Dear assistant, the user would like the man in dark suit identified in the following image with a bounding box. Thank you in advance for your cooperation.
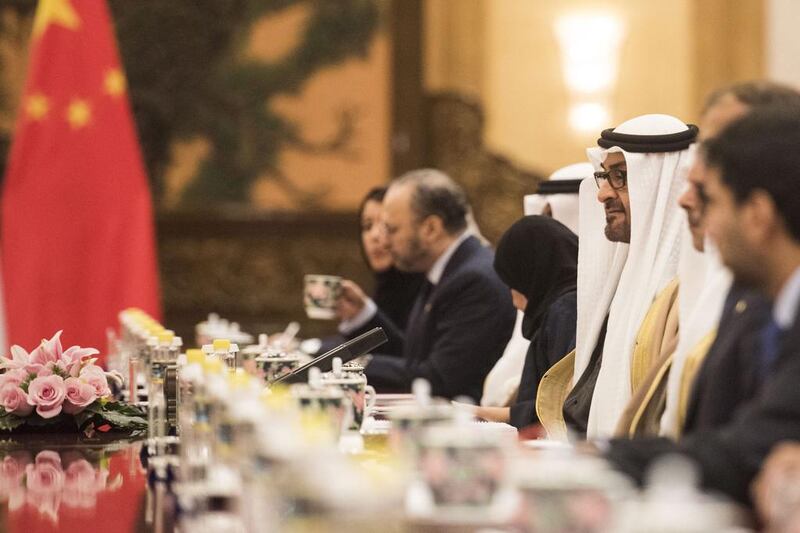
[681,285,769,433]
[338,169,515,402]
[605,105,800,507]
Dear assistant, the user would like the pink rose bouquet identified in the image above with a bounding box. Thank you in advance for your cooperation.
[0,331,146,435]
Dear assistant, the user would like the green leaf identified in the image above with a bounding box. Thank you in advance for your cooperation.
[83,400,103,414]
[103,401,147,418]
[0,415,24,431]
[97,409,147,429]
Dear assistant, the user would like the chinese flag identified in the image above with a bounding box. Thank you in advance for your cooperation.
[1,0,161,361]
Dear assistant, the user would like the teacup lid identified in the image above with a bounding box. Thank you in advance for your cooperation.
[342,360,365,372]
[254,347,301,361]
[320,370,363,383]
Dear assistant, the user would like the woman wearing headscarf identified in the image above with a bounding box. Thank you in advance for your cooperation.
[482,165,587,407]
[473,215,578,429]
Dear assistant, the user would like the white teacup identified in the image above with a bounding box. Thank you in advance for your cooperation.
[319,371,377,430]
[290,383,353,438]
[417,423,510,511]
[303,275,342,320]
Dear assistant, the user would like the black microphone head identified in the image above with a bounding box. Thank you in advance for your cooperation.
[273,327,388,384]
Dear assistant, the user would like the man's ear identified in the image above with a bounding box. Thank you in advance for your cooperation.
[744,190,783,243]
[419,215,444,242]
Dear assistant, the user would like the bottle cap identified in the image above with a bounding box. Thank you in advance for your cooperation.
[186,349,205,366]
[213,338,231,351]
[158,330,174,344]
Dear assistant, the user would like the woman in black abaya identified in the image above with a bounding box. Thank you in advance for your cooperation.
[475,215,578,429]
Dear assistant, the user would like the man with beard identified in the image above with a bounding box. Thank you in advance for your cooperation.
[337,169,515,402]
[538,114,696,440]
[606,105,800,507]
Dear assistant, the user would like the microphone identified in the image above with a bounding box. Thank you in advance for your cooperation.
[272,327,387,384]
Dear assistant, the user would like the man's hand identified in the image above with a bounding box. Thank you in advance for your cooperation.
[753,442,800,527]
[335,280,369,321]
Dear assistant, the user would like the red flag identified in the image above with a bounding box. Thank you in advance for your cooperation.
[1,0,161,361]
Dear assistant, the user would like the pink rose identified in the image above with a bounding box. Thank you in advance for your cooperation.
[26,375,66,419]
[0,369,28,388]
[62,460,102,508]
[0,383,33,416]
[33,450,61,470]
[79,366,111,398]
[26,452,64,519]
[0,453,30,501]
[25,453,63,521]
[62,377,97,415]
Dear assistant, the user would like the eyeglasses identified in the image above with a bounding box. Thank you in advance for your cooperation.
[594,168,627,190]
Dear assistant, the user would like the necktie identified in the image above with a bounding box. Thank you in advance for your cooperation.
[759,318,786,381]
[407,280,434,328]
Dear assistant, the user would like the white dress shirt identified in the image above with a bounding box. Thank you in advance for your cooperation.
[773,266,800,329]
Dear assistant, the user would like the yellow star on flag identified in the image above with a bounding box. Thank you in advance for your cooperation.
[26,94,50,121]
[104,68,127,96]
[66,99,91,129]
[33,0,80,38]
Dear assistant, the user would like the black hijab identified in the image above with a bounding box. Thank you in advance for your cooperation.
[493,215,578,339]
[359,187,425,330]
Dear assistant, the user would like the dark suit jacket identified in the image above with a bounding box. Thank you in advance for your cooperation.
[606,286,800,507]
[683,285,770,432]
[361,236,515,402]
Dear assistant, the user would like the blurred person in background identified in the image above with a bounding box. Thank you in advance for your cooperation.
[660,82,800,438]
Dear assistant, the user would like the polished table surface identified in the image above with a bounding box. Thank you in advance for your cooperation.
[0,433,150,533]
